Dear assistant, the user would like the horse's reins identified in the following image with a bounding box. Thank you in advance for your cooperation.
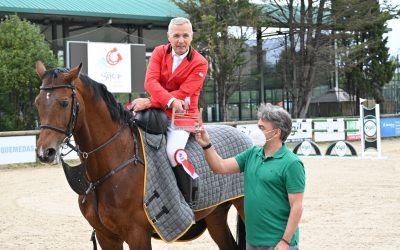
[39,81,144,199]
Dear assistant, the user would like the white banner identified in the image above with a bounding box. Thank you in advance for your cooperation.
[314,119,345,142]
[287,120,313,142]
[88,42,131,93]
[0,136,36,164]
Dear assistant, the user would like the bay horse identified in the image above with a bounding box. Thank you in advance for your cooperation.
[34,61,245,249]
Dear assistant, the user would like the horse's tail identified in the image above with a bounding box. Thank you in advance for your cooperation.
[236,214,246,249]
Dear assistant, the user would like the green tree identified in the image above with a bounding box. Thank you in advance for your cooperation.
[0,15,58,131]
[172,0,266,121]
[266,0,397,117]
[263,0,330,118]
[334,0,396,114]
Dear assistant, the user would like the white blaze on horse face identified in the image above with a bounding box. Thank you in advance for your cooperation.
[46,92,51,100]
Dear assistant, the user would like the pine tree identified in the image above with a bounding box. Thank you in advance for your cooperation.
[335,0,396,112]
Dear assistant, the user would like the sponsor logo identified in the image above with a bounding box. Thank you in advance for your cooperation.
[334,141,347,157]
[300,141,312,156]
[364,117,377,142]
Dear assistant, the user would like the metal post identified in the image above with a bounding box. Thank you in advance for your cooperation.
[51,23,58,57]
[257,28,265,104]
[360,103,365,157]
[376,104,382,158]
[334,39,339,100]
[238,85,242,120]
[62,18,69,67]
[138,26,143,44]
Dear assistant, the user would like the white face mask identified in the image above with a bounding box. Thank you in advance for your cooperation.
[263,129,276,144]
[250,128,276,146]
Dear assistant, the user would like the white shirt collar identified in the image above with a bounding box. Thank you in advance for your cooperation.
[172,49,189,60]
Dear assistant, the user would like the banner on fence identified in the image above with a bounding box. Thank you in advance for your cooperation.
[380,117,400,137]
[0,136,36,164]
[346,120,361,141]
[287,119,313,142]
[313,119,346,142]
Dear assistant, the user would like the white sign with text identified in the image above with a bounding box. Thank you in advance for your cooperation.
[0,136,36,164]
[88,42,131,93]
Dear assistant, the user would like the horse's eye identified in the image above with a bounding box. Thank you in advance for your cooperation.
[59,100,69,108]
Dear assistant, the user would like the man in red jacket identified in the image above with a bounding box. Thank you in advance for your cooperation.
[129,17,208,203]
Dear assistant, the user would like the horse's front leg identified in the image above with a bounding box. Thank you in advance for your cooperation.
[125,224,153,250]
[95,229,124,250]
[79,195,124,250]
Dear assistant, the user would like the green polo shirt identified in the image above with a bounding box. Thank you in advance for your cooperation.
[235,144,305,247]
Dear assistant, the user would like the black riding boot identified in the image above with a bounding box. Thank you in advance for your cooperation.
[172,165,193,205]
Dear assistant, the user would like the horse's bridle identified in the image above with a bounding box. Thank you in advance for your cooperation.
[39,83,80,139]
[39,82,126,159]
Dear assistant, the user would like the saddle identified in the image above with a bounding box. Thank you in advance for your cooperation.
[133,108,169,135]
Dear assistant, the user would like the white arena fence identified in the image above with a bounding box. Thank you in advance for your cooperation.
[1,115,399,165]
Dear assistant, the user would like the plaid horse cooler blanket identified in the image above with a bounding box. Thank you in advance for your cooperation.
[139,124,252,242]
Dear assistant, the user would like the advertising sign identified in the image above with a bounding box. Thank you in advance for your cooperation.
[346,119,361,141]
[0,136,36,164]
[313,119,345,142]
[380,117,400,137]
[287,119,313,142]
[88,42,132,93]
[360,104,381,157]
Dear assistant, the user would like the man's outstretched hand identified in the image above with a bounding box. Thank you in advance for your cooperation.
[195,127,211,147]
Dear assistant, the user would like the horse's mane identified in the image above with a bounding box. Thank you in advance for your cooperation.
[46,68,134,125]
[79,74,133,124]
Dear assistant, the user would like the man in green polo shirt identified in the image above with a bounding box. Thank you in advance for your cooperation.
[195,103,305,250]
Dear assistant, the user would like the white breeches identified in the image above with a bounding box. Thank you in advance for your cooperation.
[166,125,190,166]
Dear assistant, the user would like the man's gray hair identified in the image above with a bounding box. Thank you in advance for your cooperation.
[168,17,193,34]
[257,103,292,142]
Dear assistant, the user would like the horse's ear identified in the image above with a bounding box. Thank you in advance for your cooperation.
[36,61,46,78]
[69,63,82,79]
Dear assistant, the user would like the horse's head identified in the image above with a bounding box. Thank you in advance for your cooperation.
[34,61,82,163]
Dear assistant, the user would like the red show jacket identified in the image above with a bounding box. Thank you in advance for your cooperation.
[144,44,208,118]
